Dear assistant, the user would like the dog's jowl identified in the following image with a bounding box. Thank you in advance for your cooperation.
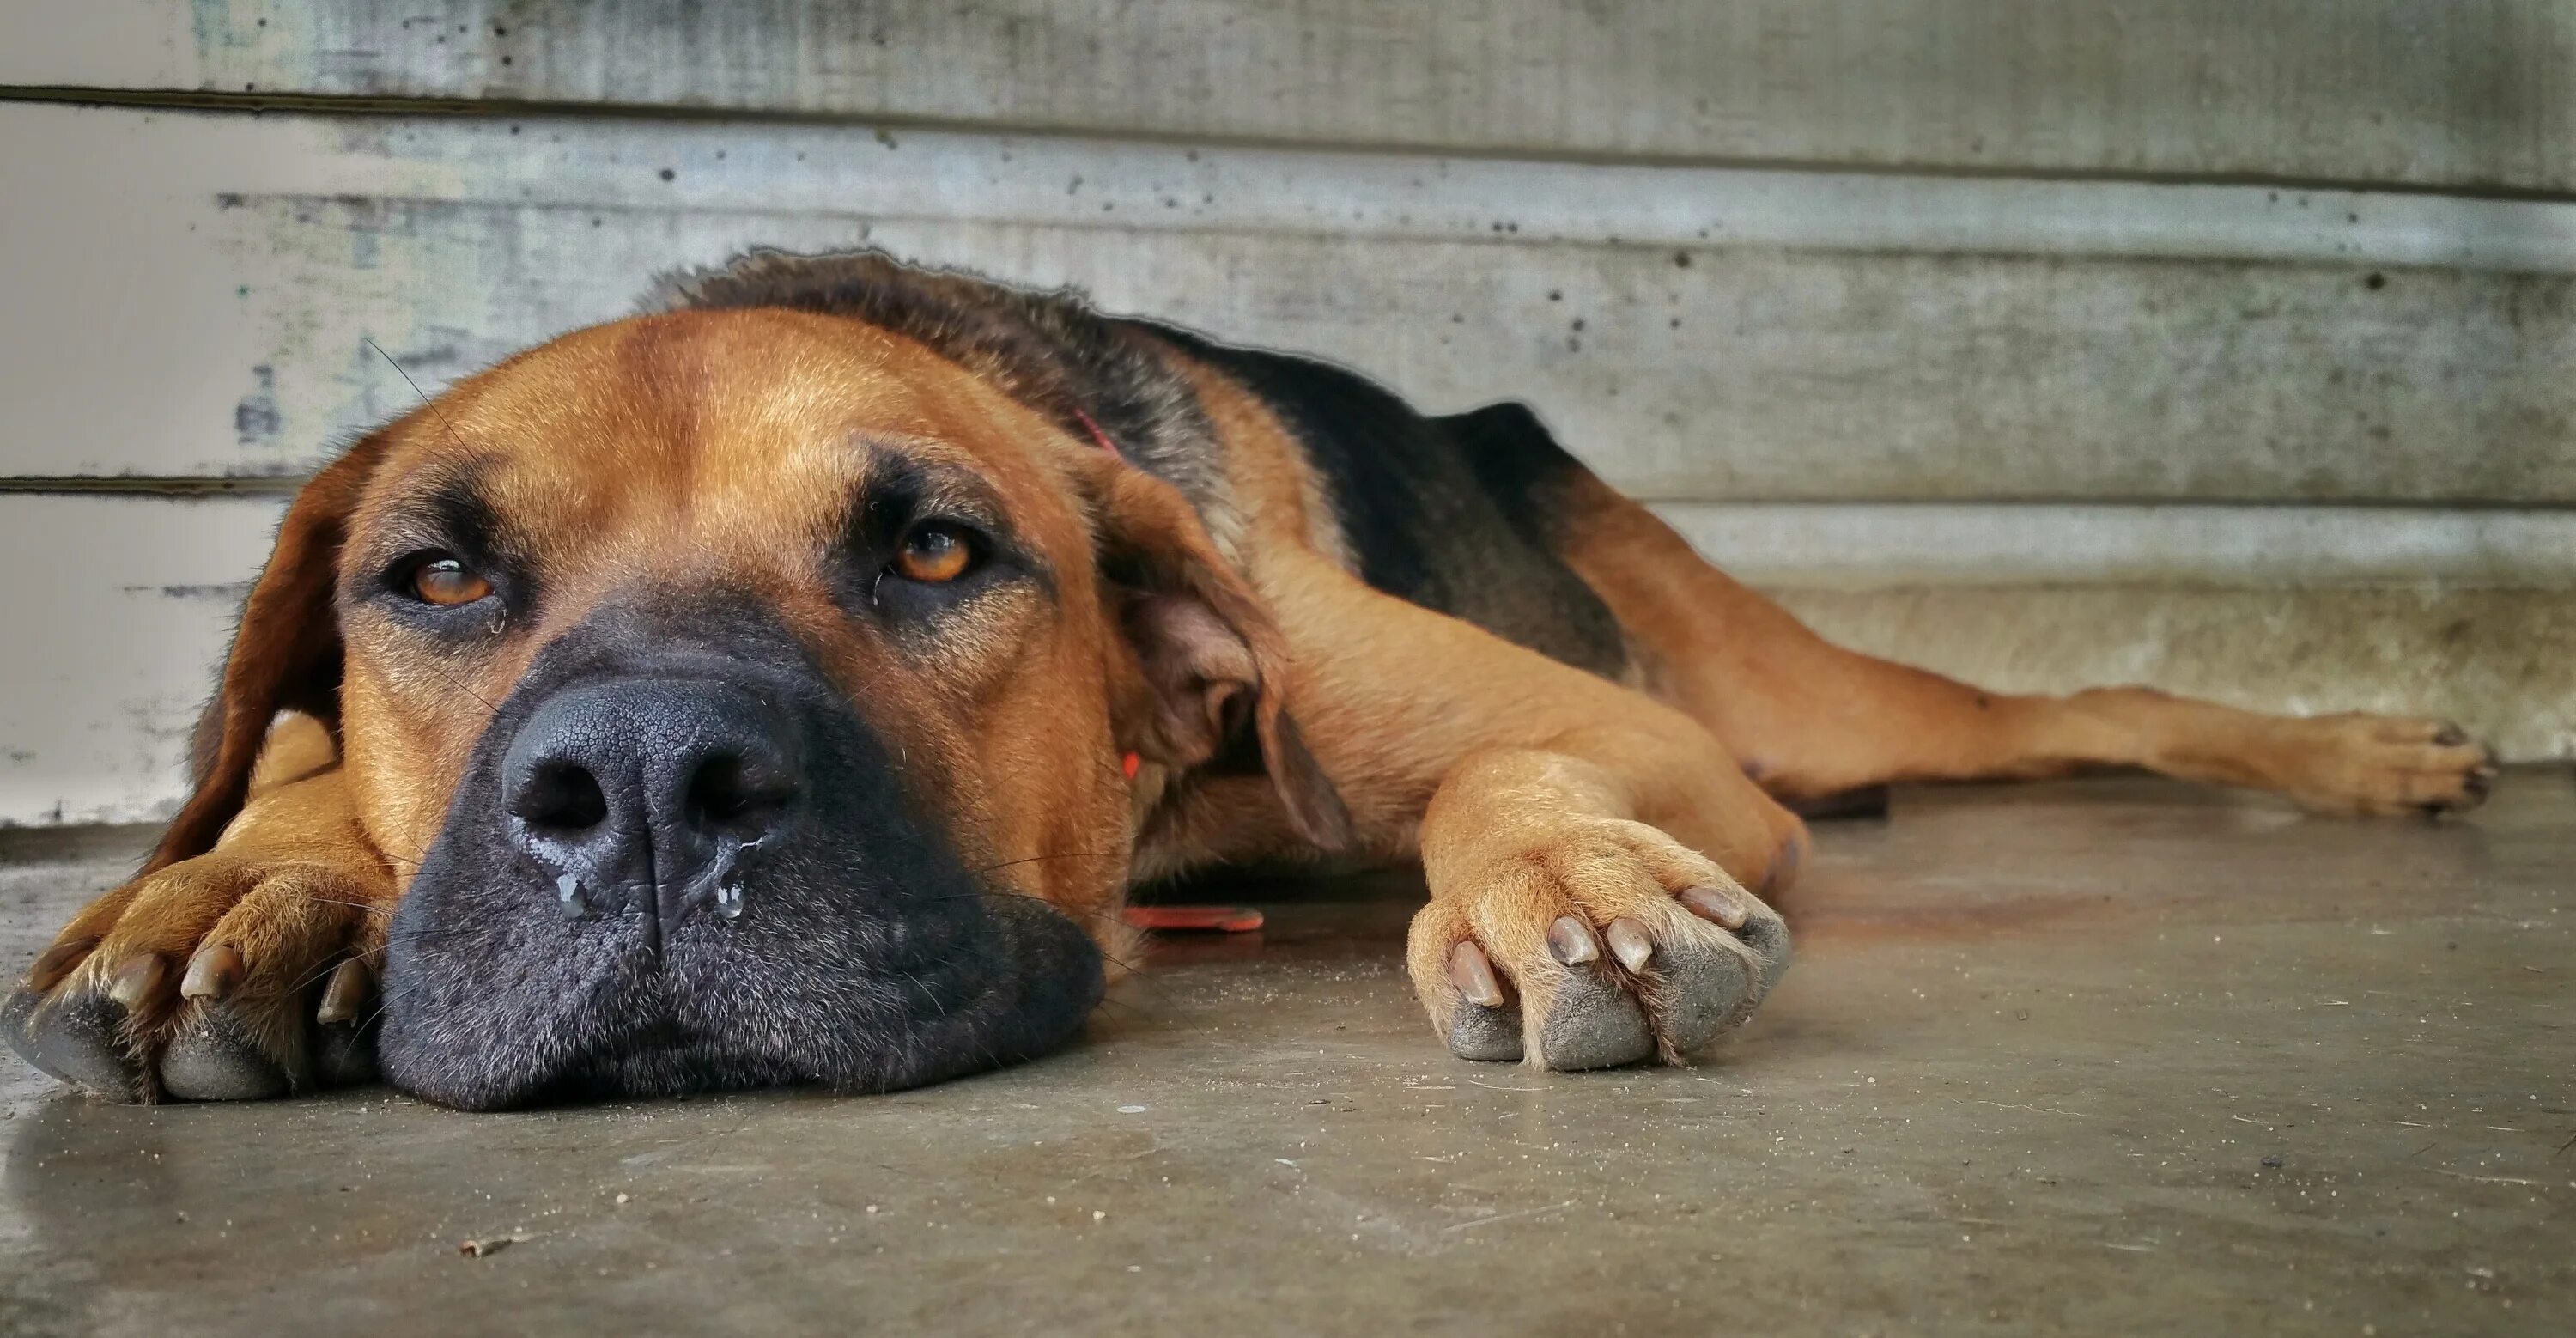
[6,251,2494,1107]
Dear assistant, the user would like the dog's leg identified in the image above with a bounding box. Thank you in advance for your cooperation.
[1552,475,2496,816]
[5,716,398,1101]
[1244,550,1807,1069]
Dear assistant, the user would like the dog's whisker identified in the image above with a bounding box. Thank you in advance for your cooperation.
[410,655,503,718]
[964,850,1133,878]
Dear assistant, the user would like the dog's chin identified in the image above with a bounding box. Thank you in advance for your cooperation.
[376,876,1103,1103]
[380,856,1105,1110]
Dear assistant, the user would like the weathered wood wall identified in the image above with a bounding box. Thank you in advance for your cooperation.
[1,1,2569,824]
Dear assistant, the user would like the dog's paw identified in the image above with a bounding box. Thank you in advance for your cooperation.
[4,852,390,1102]
[2275,714,2497,817]
[1407,816,1789,1071]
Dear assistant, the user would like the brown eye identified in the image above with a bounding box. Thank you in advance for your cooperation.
[894,523,974,583]
[410,556,493,606]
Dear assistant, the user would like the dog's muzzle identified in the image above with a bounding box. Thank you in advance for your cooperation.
[375,597,1104,1110]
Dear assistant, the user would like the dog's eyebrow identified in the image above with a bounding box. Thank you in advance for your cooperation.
[854,444,1006,524]
[361,458,507,567]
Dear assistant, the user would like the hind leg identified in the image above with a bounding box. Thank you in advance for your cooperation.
[1554,477,2495,816]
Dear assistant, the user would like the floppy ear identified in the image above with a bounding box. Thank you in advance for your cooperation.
[143,434,392,874]
[1074,453,1355,853]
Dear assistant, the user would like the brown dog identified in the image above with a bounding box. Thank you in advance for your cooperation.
[4,251,2494,1108]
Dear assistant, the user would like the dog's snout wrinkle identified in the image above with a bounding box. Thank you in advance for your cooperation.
[499,678,802,940]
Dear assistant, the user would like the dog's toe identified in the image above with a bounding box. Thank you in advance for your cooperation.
[316,1017,380,1087]
[4,986,145,1102]
[1447,1000,1526,1061]
[1537,965,1656,1070]
[159,1007,293,1101]
[1640,936,1755,1055]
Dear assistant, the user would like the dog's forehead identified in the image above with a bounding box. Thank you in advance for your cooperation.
[362,308,1068,545]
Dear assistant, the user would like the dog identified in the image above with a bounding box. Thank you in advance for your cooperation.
[4,251,2495,1109]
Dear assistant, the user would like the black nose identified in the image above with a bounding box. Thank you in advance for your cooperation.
[500,678,802,934]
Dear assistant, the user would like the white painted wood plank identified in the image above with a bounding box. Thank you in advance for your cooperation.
[22,106,2573,271]
[0,494,278,827]
[3,495,2568,827]
[6,105,2571,501]
[4,0,2569,192]
[1661,505,2576,589]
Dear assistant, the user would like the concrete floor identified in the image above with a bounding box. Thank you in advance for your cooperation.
[2,775,2569,1335]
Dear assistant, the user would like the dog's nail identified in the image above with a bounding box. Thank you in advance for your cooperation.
[1606,918,1656,973]
[1679,885,1748,929]
[106,953,167,1010]
[2433,723,2467,746]
[1546,916,1600,966]
[179,945,246,1001]
[25,938,96,992]
[1448,942,1506,1008]
[316,958,373,1025]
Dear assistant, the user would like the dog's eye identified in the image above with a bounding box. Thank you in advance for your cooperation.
[892,522,975,584]
[410,555,494,606]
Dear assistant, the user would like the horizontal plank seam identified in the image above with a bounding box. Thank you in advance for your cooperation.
[0,477,304,496]
[9,478,2576,511]
[10,478,2576,511]
[4,83,2571,208]
[157,194,2576,277]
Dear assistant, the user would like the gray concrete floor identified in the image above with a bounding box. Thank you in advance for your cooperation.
[2,775,2570,1335]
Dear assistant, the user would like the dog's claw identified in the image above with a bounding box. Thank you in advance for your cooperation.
[1448,941,1506,1007]
[180,944,245,1001]
[106,953,167,1011]
[1546,916,1599,965]
[316,958,372,1025]
[1605,918,1655,973]
[1679,885,1747,929]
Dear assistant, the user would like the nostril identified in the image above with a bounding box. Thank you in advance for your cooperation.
[684,752,793,831]
[514,760,610,835]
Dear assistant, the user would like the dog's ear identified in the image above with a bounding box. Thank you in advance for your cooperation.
[143,433,392,874]
[1074,453,1354,852]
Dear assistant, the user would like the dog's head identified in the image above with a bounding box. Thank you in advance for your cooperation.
[152,254,1348,1108]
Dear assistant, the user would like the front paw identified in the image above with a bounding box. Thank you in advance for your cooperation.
[4,853,389,1103]
[1406,817,1789,1071]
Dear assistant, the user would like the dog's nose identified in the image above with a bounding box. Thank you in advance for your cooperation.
[499,679,801,931]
